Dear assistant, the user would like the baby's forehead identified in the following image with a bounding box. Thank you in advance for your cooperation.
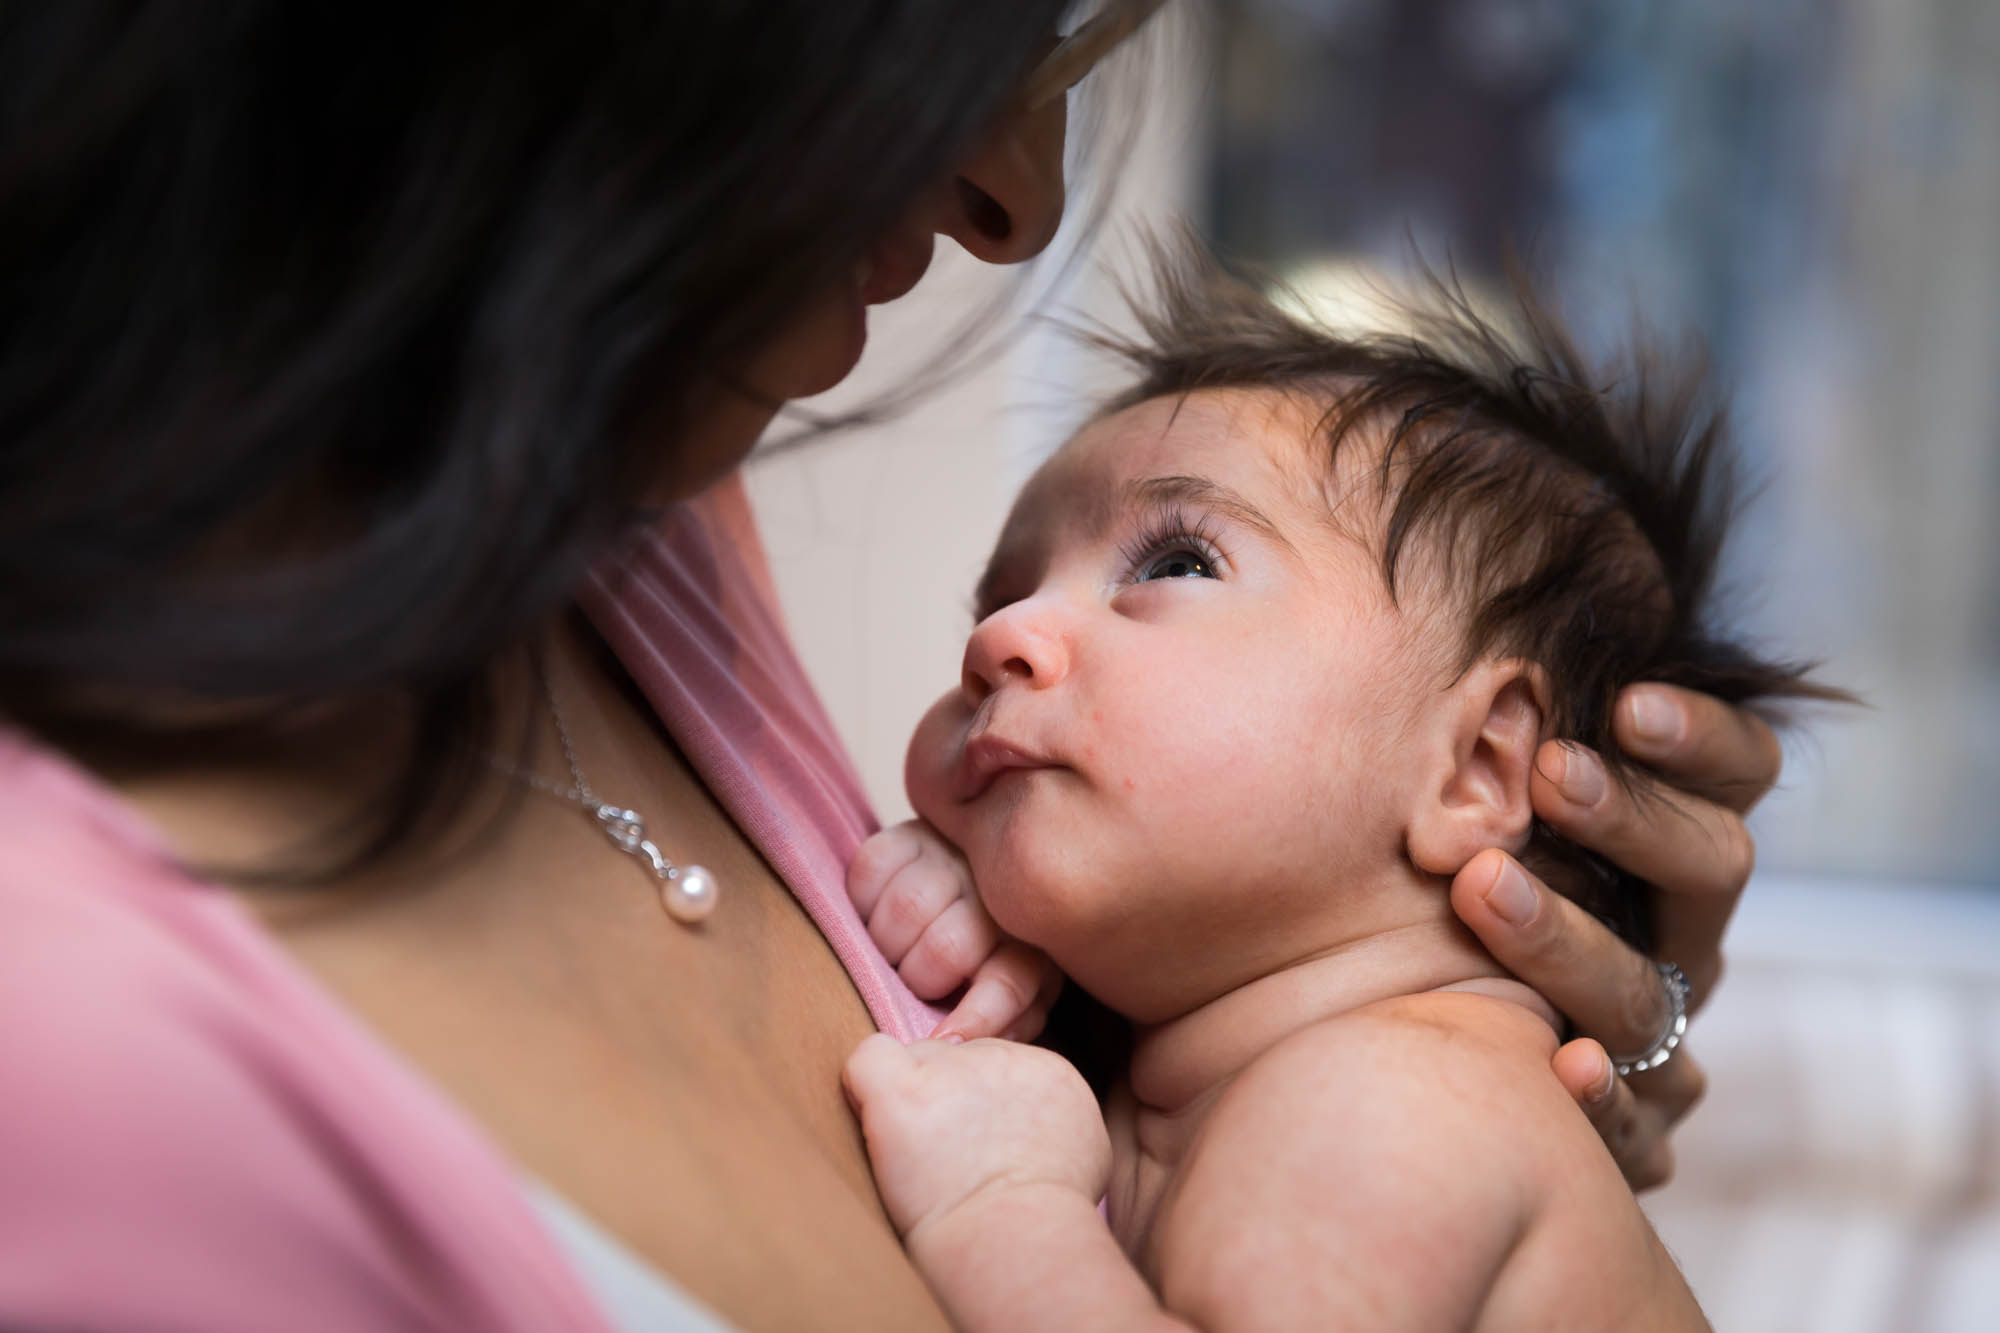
[1003,387,1401,566]
[1023,387,1340,517]
[972,387,1403,622]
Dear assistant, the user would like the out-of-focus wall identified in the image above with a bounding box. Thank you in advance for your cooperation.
[1196,0,2000,887]
[1641,874,2000,1332]
[1749,0,2000,882]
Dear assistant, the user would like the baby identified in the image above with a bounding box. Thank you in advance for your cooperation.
[841,248,1832,1331]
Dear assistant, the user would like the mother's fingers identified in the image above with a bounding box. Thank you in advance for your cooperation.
[1533,741,1757,902]
[1615,684,1783,814]
[1551,1041,1663,1190]
[1531,741,1752,1001]
[1552,1039,1706,1191]
[1451,851,1687,1056]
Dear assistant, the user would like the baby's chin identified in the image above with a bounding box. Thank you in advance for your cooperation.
[955,838,1044,936]
[964,840,1129,975]
[917,786,1181,1005]
[932,816,1061,943]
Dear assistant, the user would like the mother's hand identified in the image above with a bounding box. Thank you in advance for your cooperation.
[1449,683,1783,1190]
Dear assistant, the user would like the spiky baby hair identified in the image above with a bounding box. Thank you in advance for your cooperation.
[1087,236,1848,951]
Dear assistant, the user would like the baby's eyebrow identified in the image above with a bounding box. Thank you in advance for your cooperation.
[1123,474,1295,553]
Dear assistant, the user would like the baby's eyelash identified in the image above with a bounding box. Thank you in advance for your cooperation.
[1118,504,1226,579]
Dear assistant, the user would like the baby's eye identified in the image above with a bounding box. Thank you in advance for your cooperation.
[1119,506,1226,587]
[1137,547,1217,582]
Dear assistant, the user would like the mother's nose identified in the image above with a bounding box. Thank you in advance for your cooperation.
[961,598,1070,700]
[941,93,1067,265]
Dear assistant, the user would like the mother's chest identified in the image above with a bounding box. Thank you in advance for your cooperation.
[262,852,951,1330]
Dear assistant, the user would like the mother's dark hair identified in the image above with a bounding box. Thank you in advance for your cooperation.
[0,1,1071,868]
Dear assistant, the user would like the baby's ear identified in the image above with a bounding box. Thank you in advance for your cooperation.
[1406,659,1548,877]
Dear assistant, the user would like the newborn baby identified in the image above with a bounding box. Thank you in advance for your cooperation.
[843,249,1833,1331]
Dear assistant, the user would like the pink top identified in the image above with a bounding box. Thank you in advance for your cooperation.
[577,478,943,1043]
[0,476,938,1330]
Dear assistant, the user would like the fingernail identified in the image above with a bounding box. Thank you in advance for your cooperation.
[1558,744,1606,807]
[935,1030,967,1045]
[1628,689,1685,749]
[1483,859,1539,926]
[1589,1055,1616,1101]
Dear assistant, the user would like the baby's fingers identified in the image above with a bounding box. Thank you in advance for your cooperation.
[846,824,926,921]
[854,842,974,966]
[934,942,1064,1043]
[899,896,1004,1000]
[842,1031,915,1113]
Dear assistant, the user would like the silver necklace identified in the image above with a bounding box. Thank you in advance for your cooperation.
[498,670,720,925]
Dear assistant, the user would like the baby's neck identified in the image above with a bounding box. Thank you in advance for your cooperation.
[1124,918,1560,1116]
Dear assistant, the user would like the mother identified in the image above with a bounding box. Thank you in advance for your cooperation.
[0,3,1773,1330]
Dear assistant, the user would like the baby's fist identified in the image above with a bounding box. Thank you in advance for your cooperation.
[843,1034,1110,1239]
[848,820,1061,1040]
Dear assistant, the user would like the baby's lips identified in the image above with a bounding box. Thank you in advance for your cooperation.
[956,733,1055,802]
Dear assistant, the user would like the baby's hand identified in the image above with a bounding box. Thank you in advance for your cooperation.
[843,1034,1111,1239]
[848,820,1062,1041]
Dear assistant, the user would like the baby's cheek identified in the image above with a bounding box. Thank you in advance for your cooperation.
[902,692,962,826]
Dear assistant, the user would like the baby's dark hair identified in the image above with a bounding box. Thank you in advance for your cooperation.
[1089,238,1848,951]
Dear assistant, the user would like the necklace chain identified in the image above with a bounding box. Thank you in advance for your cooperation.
[490,665,721,926]
[534,679,600,808]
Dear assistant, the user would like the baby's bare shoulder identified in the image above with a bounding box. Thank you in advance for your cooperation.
[1210,992,1572,1173]
[1141,997,1704,1330]
[1147,996,1593,1329]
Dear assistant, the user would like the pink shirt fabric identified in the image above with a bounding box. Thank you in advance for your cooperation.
[0,475,937,1331]
[578,478,944,1043]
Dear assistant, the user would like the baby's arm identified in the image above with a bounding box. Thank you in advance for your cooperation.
[847,1000,1703,1332]
[848,820,1062,1039]
[843,1035,1193,1333]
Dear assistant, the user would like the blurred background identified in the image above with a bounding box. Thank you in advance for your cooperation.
[746,2,1999,1327]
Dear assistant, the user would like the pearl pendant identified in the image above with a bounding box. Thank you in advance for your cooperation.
[662,864,719,924]
[589,802,718,926]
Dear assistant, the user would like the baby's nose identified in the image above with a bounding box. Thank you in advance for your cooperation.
[960,598,1070,699]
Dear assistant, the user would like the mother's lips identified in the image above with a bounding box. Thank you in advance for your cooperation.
[860,227,935,305]
[957,734,1056,801]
